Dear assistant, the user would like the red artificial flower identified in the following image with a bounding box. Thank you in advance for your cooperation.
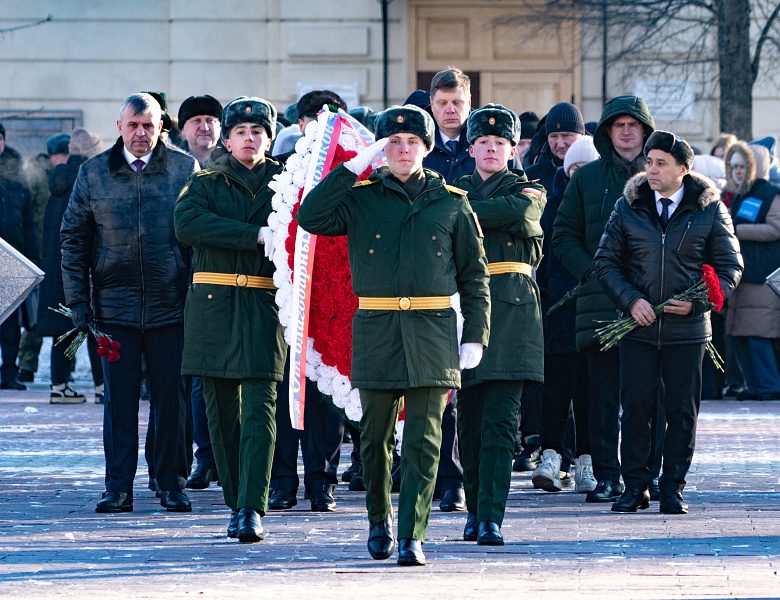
[702,264,724,311]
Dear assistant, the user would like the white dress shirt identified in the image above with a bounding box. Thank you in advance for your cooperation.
[654,185,684,220]
[123,146,152,171]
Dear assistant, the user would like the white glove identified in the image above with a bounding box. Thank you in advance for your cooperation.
[258,226,275,261]
[459,343,484,370]
[344,138,388,175]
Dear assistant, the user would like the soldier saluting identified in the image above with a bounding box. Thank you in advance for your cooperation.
[297,105,490,566]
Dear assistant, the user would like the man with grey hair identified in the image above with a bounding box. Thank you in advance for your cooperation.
[61,93,198,514]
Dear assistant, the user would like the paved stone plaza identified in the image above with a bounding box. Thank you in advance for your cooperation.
[0,388,778,599]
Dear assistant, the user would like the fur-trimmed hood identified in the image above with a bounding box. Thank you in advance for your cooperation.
[623,171,720,210]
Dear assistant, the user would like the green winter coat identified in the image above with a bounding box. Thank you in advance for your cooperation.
[174,154,287,380]
[296,164,491,390]
[551,95,655,350]
[454,169,546,387]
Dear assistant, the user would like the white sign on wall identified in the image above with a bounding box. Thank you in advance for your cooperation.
[297,82,360,112]
[633,80,696,121]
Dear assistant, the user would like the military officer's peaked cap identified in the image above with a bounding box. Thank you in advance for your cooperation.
[222,96,277,140]
[375,105,435,149]
[467,104,521,145]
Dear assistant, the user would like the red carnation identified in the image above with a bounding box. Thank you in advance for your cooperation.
[96,346,109,357]
[98,336,109,349]
[108,352,120,363]
[702,264,724,311]
[110,340,121,352]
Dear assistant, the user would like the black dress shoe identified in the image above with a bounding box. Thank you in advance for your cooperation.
[477,521,504,546]
[148,478,162,498]
[341,458,360,483]
[512,434,541,472]
[586,479,624,503]
[16,369,34,383]
[463,513,478,541]
[348,462,366,491]
[268,488,298,510]
[439,486,466,512]
[397,539,425,566]
[611,488,650,512]
[367,514,395,559]
[659,490,688,514]
[310,490,336,512]
[648,478,661,501]
[161,489,192,512]
[238,507,264,542]
[227,510,240,538]
[186,462,219,490]
[0,379,26,390]
[96,491,133,513]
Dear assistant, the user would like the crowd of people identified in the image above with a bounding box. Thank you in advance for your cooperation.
[1,65,774,566]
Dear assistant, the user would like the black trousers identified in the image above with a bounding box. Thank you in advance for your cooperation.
[101,323,188,493]
[270,356,344,493]
[51,332,103,386]
[584,346,622,481]
[541,351,589,457]
[436,394,463,491]
[0,309,21,382]
[619,340,705,492]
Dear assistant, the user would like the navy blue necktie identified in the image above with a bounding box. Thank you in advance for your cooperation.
[445,140,458,157]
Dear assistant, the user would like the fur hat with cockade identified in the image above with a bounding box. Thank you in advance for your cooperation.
[374,105,435,149]
[467,104,521,145]
[222,96,277,140]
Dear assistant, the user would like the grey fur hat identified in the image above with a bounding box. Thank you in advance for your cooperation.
[222,96,277,140]
[467,104,520,145]
[643,130,694,170]
[374,105,435,149]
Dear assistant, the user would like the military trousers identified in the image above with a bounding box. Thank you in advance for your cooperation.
[202,377,277,514]
[359,387,449,541]
[458,380,524,525]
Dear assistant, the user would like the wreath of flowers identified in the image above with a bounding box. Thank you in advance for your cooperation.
[267,120,373,424]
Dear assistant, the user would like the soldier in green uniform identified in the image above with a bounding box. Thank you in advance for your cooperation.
[453,105,546,545]
[297,105,491,566]
[174,97,287,543]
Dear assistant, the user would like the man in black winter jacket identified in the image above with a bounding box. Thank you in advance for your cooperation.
[61,93,198,514]
[594,131,742,515]
[0,123,38,390]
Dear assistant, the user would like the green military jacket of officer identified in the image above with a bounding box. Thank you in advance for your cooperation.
[296,162,491,390]
[174,151,287,381]
[454,167,546,386]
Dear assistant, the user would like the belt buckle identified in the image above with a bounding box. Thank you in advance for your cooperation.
[398,297,412,310]
[236,274,248,287]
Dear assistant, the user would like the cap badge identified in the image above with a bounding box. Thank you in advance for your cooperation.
[557,123,561,129]
[245,106,252,114]
[397,115,404,123]
[488,117,496,125]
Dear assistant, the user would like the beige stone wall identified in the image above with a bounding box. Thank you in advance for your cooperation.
[0,0,409,154]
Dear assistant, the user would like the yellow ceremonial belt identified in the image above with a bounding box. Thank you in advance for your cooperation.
[358,296,451,311]
[487,262,533,276]
[193,272,276,290]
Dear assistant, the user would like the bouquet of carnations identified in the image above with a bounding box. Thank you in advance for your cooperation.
[49,304,121,362]
[594,265,725,370]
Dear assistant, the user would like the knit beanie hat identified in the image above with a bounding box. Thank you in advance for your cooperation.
[222,96,277,140]
[467,104,520,145]
[643,130,694,170]
[46,133,70,156]
[69,128,104,159]
[178,95,223,128]
[545,102,585,135]
[563,136,600,175]
[519,111,540,140]
[375,105,435,149]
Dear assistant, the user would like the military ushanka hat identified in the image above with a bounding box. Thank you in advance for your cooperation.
[222,96,277,140]
[374,104,435,149]
[467,104,521,145]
